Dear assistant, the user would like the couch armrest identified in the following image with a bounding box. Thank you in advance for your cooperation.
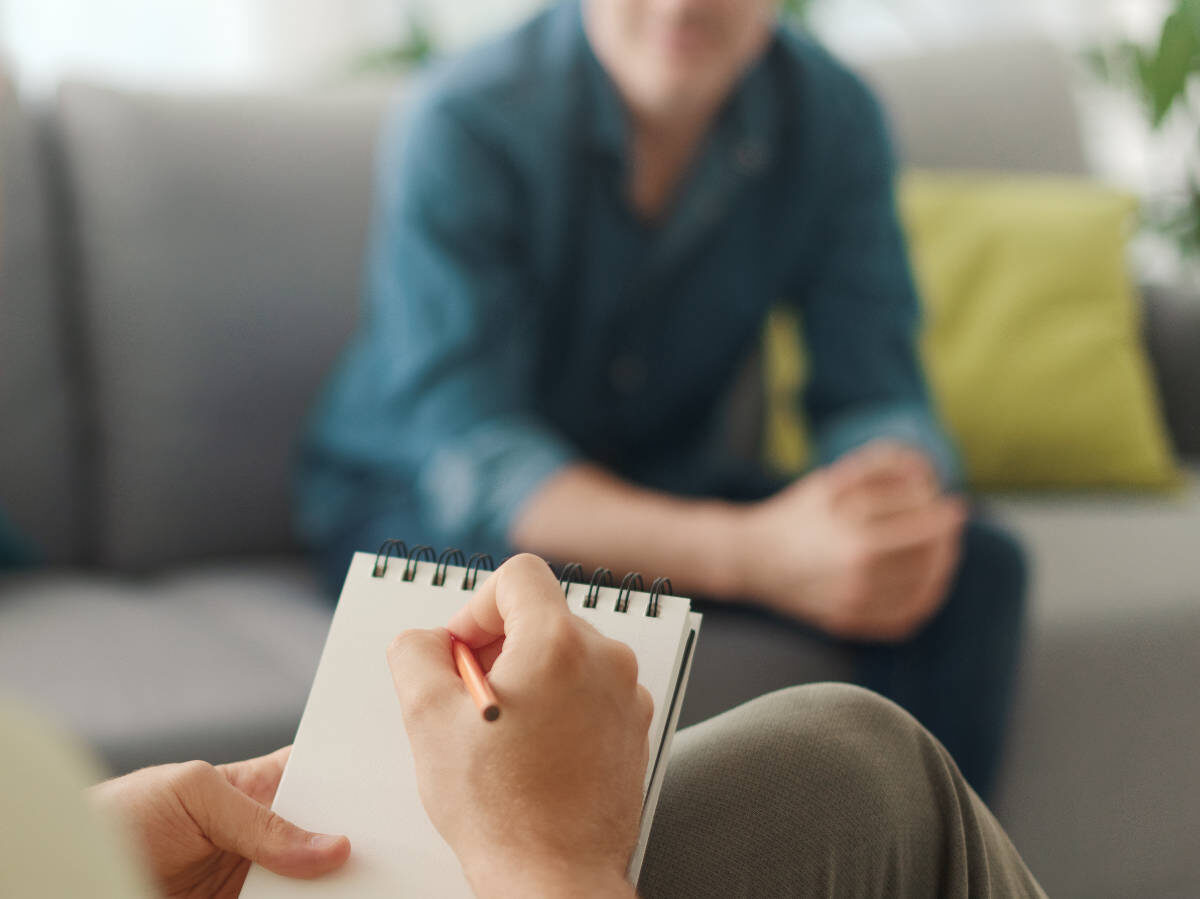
[1142,283,1200,460]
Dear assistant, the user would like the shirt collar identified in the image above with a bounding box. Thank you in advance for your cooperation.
[577,14,629,157]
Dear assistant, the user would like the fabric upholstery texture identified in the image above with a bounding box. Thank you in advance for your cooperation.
[0,69,83,562]
[0,561,332,773]
[988,469,1200,898]
[643,685,1045,898]
[53,84,389,571]
[908,173,1178,489]
[1142,281,1200,457]
[859,39,1088,177]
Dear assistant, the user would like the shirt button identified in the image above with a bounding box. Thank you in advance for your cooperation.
[609,355,648,394]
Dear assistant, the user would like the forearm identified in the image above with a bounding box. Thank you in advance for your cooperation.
[509,463,748,600]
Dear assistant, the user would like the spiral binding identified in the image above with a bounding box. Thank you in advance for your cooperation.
[462,553,495,590]
[403,545,436,581]
[615,572,643,613]
[433,548,465,586]
[558,562,584,594]
[648,577,673,619]
[372,539,408,578]
[372,541,669,617]
[583,567,613,609]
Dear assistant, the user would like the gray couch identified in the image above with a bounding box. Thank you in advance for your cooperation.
[2,40,1198,897]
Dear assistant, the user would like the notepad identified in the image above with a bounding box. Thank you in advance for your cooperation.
[241,548,701,898]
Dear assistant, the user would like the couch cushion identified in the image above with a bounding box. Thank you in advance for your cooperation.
[0,561,333,774]
[987,468,1200,897]
[0,70,83,562]
[905,173,1178,489]
[53,83,397,571]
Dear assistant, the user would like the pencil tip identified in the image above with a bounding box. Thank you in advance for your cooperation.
[484,705,500,722]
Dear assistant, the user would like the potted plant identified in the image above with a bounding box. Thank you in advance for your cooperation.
[1089,1,1200,275]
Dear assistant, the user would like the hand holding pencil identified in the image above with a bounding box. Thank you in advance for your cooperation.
[386,553,650,898]
[451,637,500,721]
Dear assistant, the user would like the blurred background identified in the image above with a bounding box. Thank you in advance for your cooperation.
[2,2,1199,897]
[0,0,1185,281]
[0,0,1166,91]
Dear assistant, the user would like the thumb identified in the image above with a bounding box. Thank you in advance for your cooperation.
[386,627,466,722]
[190,764,350,878]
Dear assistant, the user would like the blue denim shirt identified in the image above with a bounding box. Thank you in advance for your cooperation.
[297,0,958,561]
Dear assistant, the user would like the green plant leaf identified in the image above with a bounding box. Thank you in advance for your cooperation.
[1148,8,1200,126]
[1084,40,1147,89]
[1179,0,1200,35]
[1086,2,1200,261]
[350,13,436,74]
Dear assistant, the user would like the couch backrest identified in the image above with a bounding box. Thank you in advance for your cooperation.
[0,68,84,563]
[859,39,1088,176]
[53,83,393,570]
[30,39,1125,571]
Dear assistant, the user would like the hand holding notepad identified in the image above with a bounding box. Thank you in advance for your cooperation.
[241,548,700,898]
[385,554,652,897]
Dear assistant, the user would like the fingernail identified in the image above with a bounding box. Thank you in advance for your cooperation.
[308,833,345,851]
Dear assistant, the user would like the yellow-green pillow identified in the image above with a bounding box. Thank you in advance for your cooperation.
[764,172,1182,490]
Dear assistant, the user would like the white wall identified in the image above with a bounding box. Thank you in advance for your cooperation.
[0,0,1171,97]
[0,0,546,96]
[1,0,1184,280]
[0,0,263,93]
[813,0,1168,60]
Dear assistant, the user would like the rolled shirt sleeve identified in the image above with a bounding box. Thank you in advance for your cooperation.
[788,71,961,488]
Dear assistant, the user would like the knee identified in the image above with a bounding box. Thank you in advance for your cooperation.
[650,684,963,890]
[745,684,954,839]
[747,681,909,730]
[745,683,940,794]
[779,682,931,764]
[953,518,1029,623]
[768,681,905,731]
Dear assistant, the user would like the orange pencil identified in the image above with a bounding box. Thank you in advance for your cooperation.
[451,638,500,722]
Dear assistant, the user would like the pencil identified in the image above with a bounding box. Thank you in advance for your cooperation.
[451,637,500,722]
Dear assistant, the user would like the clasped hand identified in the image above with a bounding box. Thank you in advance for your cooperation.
[737,440,966,642]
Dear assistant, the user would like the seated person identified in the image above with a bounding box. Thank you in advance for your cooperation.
[6,556,1044,897]
[296,0,1026,796]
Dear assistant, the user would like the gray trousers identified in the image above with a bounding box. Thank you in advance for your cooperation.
[640,684,1045,898]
